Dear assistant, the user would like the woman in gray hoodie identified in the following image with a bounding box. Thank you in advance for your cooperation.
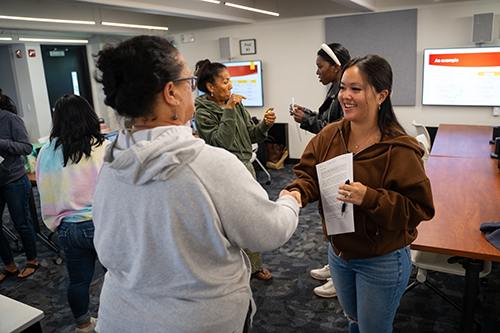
[93,35,301,333]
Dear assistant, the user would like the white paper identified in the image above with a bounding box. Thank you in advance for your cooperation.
[316,153,354,235]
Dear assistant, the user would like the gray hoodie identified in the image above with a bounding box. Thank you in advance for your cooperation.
[93,125,299,333]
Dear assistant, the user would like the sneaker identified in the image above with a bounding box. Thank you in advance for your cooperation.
[310,264,331,280]
[313,278,337,298]
[75,317,97,333]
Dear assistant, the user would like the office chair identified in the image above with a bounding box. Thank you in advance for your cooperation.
[412,120,432,150]
[251,143,271,185]
[415,134,430,162]
[405,251,492,312]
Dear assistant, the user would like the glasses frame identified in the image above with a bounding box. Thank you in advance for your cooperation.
[172,76,197,91]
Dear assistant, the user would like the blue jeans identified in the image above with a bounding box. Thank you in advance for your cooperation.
[58,221,97,325]
[0,174,37,265]
[328,243,411,333]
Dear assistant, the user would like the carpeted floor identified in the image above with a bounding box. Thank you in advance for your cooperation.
[1,163,499,332]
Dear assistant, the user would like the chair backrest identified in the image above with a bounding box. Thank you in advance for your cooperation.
[250,143,258,163]
[415,134,430,162]
[412,120,432,149]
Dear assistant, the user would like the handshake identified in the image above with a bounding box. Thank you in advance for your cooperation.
[279,189,302,207]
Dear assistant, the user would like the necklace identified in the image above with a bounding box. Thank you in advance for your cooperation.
[349,131,381,152]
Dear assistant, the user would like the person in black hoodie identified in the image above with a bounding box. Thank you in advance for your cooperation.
[290,43,351,134]
[291,43,351,297]
[0,89,39,282]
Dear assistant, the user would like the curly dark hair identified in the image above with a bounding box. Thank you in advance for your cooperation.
[342,55,406,137]
[95,35,182,119]
[194,59,227,94]
[0,89,17,114]
[50,94,105,167]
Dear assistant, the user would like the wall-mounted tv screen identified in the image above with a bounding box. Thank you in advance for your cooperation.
[422,47,500,106]
[223,60,263,107]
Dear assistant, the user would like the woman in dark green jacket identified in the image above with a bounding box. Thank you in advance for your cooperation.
[194,59,276,280]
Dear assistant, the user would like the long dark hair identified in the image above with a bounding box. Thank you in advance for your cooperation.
[194,59,226,94]
[50,94,105,167]
[95,35,181,119]
[342,55,406,137]
[0,89,18,114]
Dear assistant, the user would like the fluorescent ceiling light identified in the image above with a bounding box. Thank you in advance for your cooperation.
[0,37,13,41]
[0,15,95,25]
[19,38,88,44]
[200,0,221,4]
[102,21,168,31]
[224,2,279,16]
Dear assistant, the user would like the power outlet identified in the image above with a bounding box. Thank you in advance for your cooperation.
[493,107,500,117]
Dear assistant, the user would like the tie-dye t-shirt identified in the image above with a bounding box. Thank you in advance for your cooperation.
[36,139,109,231]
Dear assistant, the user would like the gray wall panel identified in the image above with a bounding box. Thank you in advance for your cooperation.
[326,9,417,105]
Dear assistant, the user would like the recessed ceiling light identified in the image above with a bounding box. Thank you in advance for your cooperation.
[19,38,89,44]
[101,21,169,31]
[224,2,279,17]
[0,15,95,25]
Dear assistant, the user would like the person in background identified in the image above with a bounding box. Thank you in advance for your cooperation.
[0,89,39,283]
[36,94,108,333]
[93,35,300,333]
[194,59,276,281]
[286,55,434,332]
[291,43,351,134]
[291,42,351,298]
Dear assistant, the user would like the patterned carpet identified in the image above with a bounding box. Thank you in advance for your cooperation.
[1,163,499,332]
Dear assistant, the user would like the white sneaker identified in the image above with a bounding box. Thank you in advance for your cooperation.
[310,264,331,280]
[313,278,337,298]
[75,317,97,333]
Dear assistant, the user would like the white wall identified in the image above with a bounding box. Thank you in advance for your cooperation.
[396,0,500,130]
[9,43,51,141]
[175,1,500,158]
[0,46,19,108]
[176,17,324,159]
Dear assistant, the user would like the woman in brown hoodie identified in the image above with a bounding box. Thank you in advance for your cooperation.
[286,55,434,333]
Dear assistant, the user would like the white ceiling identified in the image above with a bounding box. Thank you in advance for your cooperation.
[0,0,482,38]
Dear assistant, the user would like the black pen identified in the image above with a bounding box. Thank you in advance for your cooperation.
[341,179,350,215]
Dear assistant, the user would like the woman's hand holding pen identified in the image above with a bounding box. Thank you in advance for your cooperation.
[224,94,246,109]
[289,104,306,124]
[338,181,367,206]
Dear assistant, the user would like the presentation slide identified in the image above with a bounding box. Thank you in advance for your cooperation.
[224,60,263,107]
[422,47,500,106]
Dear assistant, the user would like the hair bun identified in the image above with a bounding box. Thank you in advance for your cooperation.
[195,59,211,76]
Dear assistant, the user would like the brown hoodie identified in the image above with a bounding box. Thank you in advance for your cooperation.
[285,119,435,259]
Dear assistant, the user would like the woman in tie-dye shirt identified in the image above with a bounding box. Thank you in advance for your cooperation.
[36,94,108,333]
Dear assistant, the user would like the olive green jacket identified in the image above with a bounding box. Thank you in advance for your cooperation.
[195,95,270,171]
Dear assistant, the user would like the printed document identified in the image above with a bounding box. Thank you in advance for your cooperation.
[316,153,354,235]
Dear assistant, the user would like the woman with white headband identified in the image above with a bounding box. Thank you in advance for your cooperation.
[290,43,351,299]
[290,43,351,134]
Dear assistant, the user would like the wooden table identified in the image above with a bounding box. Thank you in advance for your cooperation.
[0,294,44,332]
[430,124,494,158]
[411,124,500,332]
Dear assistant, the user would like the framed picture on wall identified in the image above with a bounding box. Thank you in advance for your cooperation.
[239,39,256,55]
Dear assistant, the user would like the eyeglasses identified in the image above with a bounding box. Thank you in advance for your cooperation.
[172,76,197,91]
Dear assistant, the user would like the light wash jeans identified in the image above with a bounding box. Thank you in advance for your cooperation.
[328,243,411,333]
